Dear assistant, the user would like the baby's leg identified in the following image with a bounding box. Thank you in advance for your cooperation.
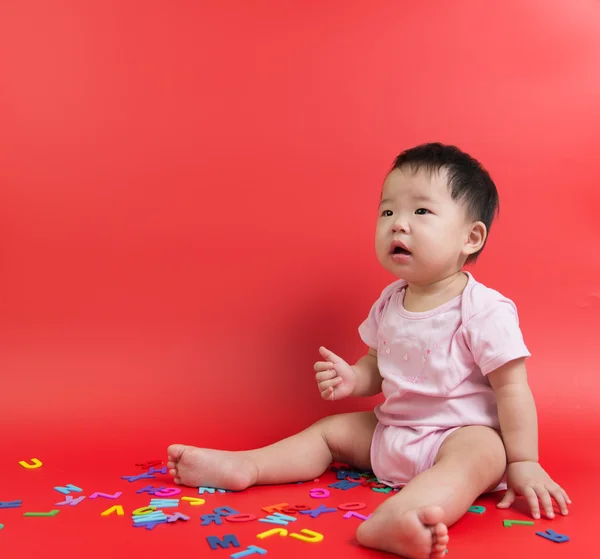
[167,411,377,489]
[356,426,506,559]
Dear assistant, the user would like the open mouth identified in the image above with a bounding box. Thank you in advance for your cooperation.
[392,246,411,256]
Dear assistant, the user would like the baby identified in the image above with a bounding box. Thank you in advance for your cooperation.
[167,143,570,559]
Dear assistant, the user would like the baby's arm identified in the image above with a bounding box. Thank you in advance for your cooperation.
[351,347,382,397]
[488,358,571,518]
[488,358,538,462]
[315,346,382,400]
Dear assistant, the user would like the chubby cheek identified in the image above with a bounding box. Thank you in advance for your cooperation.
[374,233,389,258]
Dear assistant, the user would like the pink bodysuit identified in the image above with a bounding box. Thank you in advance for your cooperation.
[358,272,530,489]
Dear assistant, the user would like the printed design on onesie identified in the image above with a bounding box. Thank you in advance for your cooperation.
[379,317,444,385]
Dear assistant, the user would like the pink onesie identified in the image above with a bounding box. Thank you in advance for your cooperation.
[358,272,530,489]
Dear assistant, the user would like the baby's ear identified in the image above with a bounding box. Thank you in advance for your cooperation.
[463,221,486,256]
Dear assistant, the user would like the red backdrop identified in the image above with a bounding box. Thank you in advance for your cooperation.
[1,1,599,557]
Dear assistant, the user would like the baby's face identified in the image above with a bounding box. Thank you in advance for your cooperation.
[375,167,479,284]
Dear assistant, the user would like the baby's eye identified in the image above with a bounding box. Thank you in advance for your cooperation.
[381,209,393,217]
[415,208,430,215]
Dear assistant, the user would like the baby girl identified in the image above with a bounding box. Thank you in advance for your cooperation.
[167,143,570,559]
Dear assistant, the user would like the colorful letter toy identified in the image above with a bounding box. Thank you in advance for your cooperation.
[231,546,267,558]
[536,529,570,543]
[181,496,205,505]
[207,534,240,550]
[101,505,124,516]
[257,528,288,539]
[0,501,22,509]
[259,512,297,525]
[89,492,122,499]
[24,510,60,517]
[19,458,42,469]
[55,496,86,506]
[289,529,324,543]
[468,505,486,514]
[338,502,366,511]
[300,505,337,518]
[54,484,82,495]
[503,519,534,527]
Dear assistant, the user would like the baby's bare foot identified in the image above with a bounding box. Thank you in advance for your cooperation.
[357,505,449,559]
[166,444,257,490]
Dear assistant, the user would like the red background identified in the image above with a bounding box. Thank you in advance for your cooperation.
[1,0,598,557]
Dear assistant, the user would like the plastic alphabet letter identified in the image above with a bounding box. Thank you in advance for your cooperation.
[54,484,83,495]
[55,495,86,506]
[329,479,360,490]
[122,473,156,483]
[101,505,124,516]
[503,519,534,527]
[136,460,162,469]
[536,529,570,543]
[342,511,371,520]
[19,458,43,469]
[148,466,167,475]
[226,514,257,522]
[259,512,297,525]
[257,528,288,539]
[136,485,165,495]
[89,492,122,499]
[154,487,181,497]
[0,500,22,509]
[372,486,392,493]
[300,505,338,519]
[468,505,485,514]
[198,486,228,494]
[167,512,190,522]
[149,499,179,508]
[213,506,240,516]
[206,534,240,550]
[281,505,309,514]
[261,502,289,513]
[24,510,60,517]
[289,529,324,543]
[132,519,168,530]
[334,469,361,480]
[200,513,223,526]
[181,496,205,505]
[309,488,330,498]
[133,512,167,524]
[132,506,156,516]
[230,546,268,558]
[338,502,366,511]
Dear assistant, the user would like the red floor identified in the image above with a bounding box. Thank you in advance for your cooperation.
[1,435,595,559]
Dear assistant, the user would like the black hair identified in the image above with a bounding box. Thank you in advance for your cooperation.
[391,142,499,263]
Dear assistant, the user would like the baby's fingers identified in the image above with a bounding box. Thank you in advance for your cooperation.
[315,370,337,383]
[549,485,570,516]
[314,361,334,372]
[535,486,555,519]
[524,486,542,519]
[319,377,343,392]
[321,386,335,400]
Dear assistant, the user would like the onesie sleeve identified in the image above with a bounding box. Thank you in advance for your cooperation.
[357,280,405,350]
[463,294,531,375]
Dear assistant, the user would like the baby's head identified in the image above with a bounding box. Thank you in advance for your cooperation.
[375,142,499,284]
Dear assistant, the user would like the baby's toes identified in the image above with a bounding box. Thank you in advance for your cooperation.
[432,523,449,552]
[169,468,177,477]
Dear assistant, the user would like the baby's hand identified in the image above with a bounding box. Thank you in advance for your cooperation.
[314,346,357,401]
[497,461,571,519]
